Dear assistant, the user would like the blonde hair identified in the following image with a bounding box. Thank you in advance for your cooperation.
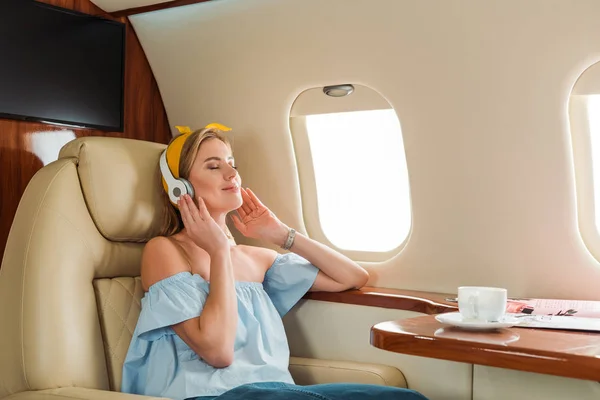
[157,127,232,237]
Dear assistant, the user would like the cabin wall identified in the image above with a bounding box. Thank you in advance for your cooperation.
[285,301,472,400]
[129,0,600,300]
[0,0,171,264]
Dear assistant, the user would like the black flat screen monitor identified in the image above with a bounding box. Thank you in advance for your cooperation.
[0,1,126,131]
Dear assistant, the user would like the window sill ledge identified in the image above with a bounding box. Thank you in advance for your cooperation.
[303,286,458,315]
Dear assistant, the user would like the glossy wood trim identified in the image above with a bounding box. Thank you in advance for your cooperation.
[35,0,114,17]
[111,0,213,18]
[303,287,458,314]
[371,315,600,381]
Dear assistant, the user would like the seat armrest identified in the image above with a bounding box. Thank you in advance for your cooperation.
[4,359,406,400]
[4,388,168,400]
[288,356,407,388]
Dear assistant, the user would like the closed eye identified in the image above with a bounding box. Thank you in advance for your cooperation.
[207,163,237,170]
[204,156,236,170]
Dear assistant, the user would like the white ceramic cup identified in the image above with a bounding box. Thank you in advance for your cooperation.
[458,286,507,322]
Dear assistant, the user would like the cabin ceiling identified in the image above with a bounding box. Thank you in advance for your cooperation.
[90,0,170,13]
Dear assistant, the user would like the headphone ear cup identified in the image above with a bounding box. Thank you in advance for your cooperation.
[180,178,195,199]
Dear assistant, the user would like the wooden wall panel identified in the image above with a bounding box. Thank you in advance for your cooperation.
[0,0,172,265]
[111,0,212,18]
[35,0,110,16]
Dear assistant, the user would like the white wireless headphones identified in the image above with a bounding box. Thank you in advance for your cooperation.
[159,150,195,205]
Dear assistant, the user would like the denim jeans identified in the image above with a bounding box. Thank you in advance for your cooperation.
[192,381,429,399]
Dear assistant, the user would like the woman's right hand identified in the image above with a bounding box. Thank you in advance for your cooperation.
[179,194,230,255]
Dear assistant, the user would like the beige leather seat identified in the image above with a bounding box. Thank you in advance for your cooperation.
[0,136,407,400]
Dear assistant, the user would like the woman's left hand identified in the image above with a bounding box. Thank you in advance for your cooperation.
[231,188,289,246]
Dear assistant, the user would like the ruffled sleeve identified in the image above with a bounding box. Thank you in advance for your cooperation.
[263,253,319,317]
[135,271,208,341]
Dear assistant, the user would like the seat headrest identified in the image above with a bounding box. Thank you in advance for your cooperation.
[59,136,168,242]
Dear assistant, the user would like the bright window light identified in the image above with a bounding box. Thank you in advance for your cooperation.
[305,109,411,252]
[588,95,600,232]
[28,130,76,166]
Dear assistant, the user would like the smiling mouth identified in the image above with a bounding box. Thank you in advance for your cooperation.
[222,185,240,192]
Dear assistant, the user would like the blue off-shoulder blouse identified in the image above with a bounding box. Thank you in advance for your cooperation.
[121,252,319,400]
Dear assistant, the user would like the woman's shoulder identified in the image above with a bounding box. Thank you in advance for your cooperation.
[141,236,194,292]
[236,244,280,274]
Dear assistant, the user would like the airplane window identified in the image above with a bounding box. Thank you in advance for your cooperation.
[303,108,410,252]
[588,95,600,232]
[569,62,600,261]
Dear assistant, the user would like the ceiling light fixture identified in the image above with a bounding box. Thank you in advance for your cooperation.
[323,84,354,97]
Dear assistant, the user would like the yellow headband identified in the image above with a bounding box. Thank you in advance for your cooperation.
[161,122,232,198]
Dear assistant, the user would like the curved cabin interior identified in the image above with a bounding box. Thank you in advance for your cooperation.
[1,1,600,399]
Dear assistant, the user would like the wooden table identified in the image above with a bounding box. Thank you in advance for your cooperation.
[371,315,600,381]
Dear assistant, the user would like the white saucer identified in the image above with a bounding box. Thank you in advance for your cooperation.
[435,312,520,331]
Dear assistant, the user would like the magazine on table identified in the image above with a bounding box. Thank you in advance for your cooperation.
[444,297,600,332]
[512,314,600,332]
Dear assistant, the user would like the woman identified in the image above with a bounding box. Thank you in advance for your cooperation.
[121,125,428,400]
